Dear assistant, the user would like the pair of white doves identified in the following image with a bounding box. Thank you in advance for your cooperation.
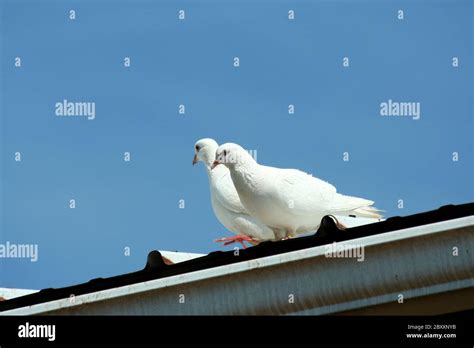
[193,138,382,248]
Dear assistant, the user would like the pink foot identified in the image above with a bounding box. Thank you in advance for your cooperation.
[214,235,257,249]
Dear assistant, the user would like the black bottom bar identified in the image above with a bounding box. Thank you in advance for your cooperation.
[0,310,472,345]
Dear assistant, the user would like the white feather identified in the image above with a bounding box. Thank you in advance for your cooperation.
[216,143,383,237]
[194,139,276,241]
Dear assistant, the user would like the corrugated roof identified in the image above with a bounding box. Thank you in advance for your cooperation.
[0,202,472,313]
[0,288,38,301]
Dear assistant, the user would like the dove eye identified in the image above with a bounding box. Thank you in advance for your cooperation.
[195,145,200,151]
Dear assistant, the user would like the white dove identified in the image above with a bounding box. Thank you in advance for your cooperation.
[212,143,382,239]
[193,139,277,247]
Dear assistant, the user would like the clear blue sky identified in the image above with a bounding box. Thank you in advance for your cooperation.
[0,0,472,289]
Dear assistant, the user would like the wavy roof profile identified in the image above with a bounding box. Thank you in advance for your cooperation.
[0,202,473,314]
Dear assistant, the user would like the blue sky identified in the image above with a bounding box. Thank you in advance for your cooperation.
[0,0,472,289]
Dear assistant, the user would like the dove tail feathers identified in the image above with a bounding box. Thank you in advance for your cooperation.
[352,205,384,219]
[330,194,384,219]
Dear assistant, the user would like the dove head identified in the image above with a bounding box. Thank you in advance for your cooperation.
[212,143,255,170]
[193,138,219,169]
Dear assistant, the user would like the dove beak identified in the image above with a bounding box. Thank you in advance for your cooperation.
[192,154,198,166]
[211,160,220,170]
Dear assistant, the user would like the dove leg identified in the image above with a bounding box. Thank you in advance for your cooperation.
[214,235,258,248]
[273,229,287,240]
[289,229,297,238]
[282,230,296,240]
